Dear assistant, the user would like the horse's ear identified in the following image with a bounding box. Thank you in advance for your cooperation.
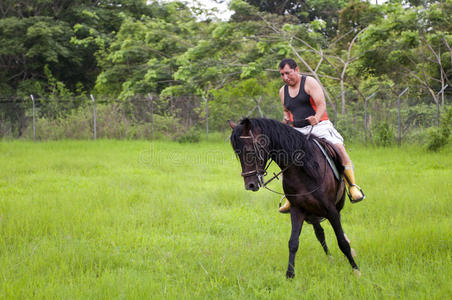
[227,120,236,129]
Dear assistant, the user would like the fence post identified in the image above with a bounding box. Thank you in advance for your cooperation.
[30,94,36,141]
[436,84,448,127]
[147,93,154,140]
[334,94,339,127]
[364,99,367,144]
[90,94,97,140]
[397,87,409,146]
[170,97,175,135]
[364,92,376,145]
[203,95,209,140]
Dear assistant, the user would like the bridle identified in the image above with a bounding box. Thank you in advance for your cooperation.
[239,130,271,187]
[239,126,329,197]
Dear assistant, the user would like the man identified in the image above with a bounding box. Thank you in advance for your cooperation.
[278,58,364,213]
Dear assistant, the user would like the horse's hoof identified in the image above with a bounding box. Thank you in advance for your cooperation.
[286,270,295,279]
[351,248,357,258]
[328,255,334,262]
[353,269,361,278]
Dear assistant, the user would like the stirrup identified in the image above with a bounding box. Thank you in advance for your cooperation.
[279,196,290,214]
[347,184,365,204]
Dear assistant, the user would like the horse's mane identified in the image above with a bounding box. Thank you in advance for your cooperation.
[231,118,321,179]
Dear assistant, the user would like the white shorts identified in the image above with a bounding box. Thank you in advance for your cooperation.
[294,120,344,145]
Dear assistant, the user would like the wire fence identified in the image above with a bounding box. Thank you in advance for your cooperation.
[0,94,204,141]
[0,92,449,145]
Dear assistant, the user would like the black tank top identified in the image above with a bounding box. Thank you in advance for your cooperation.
[284,76,316,127]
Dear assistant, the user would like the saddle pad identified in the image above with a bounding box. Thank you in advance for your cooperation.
[313,139,340,181]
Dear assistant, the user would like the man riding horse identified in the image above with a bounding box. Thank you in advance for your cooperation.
[278,58,365,213]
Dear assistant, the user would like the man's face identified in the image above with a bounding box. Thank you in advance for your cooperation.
[279,64,299,86]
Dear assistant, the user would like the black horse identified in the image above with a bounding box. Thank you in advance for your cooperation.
[229,118,360,278]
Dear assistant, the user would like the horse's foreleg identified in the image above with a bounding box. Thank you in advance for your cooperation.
[286,207,305,279]
[327,211,359,274]
[313,222,330,256]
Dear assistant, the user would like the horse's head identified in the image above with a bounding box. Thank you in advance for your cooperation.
[229,118,270,192]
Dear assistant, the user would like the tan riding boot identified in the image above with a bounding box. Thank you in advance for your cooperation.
[279,198,291,213]
[343,164,365,203]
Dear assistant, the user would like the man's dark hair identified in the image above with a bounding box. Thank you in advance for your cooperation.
[279,58,297,70]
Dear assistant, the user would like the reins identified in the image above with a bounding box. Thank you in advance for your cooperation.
[262,151,328,198]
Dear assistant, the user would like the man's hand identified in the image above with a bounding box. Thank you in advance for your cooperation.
[306,115,319,126]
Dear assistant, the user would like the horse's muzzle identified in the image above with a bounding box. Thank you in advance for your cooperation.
[242,170,262,192]
[245,181,260,192]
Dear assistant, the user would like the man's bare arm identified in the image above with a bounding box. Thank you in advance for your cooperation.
[279,86,291,124]
[305,76,326,125]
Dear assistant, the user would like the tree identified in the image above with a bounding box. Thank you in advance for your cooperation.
[0,0,155,97]
[355,1,452,125]
[94,1,203,99]
[243,0,348,36]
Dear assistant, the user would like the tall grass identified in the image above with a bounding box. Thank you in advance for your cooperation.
[0,140,451,299]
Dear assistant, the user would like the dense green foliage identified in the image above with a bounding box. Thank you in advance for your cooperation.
[0,140,451,298]
[427,107,452,151]
[0,0,451,142]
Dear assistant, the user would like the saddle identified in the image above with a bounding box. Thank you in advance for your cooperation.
[312,138,347,208]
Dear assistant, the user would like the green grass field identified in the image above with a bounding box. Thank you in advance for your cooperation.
[0,139,451,299]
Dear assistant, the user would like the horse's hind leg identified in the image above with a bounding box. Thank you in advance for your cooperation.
[327,211,360,276]
[344,233,357,258]
[313,223,330,256]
